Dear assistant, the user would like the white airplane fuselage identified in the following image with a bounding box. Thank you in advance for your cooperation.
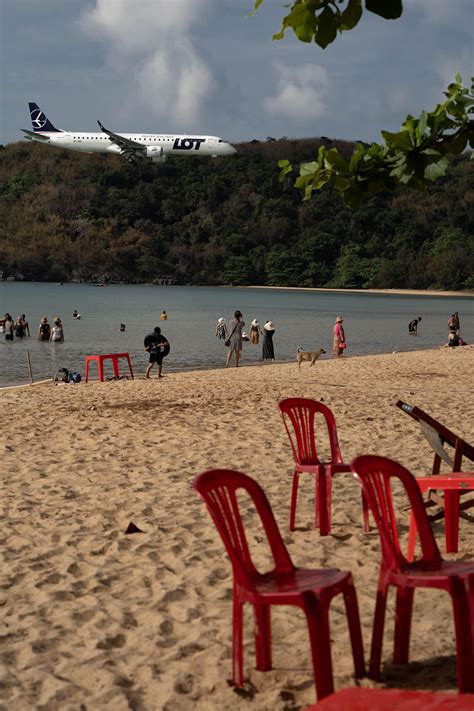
[29,131,235,161]
[21,103,236,162]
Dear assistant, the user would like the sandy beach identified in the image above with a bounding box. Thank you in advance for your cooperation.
[245,286,474,299]
[2,346,474,710]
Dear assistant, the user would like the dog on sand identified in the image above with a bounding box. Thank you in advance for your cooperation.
[297,346,326,368]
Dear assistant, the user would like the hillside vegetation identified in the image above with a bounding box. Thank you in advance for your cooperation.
[0,138,473,289]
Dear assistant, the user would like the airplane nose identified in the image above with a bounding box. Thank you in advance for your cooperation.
[226,143,237,155]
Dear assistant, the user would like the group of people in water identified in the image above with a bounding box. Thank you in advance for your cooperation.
[407,311,467,347]
[0,314,30,340]
[0,313,65,342]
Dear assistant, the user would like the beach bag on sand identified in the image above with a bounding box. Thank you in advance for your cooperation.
[54,367,70,383]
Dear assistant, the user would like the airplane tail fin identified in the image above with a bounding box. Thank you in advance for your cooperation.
[28,102,63,133]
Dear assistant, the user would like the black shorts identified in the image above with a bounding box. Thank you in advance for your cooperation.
[5,334,13,341]
[149,352,164,364]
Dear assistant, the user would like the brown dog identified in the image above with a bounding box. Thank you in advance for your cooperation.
[297,346,326,368]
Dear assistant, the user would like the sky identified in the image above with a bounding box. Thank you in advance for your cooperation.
[0,0,472,147]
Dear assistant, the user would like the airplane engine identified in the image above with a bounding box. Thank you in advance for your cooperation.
[146,145,166,163]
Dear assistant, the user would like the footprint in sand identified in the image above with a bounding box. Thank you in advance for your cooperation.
[173,673,194,694]
[96,633,126,650]
[72,608,96,624]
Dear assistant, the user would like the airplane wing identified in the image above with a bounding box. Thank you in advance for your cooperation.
[97,120,146,158]
[20,128,50,142]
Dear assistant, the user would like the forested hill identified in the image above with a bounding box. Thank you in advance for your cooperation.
[0,137,473,290]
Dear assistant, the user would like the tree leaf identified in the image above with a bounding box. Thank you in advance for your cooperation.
[314,6,338,48]
[340,0,363,30]
[424,157,449,181]
[365,0,402,20]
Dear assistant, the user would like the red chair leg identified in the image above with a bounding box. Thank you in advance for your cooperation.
[85,359,90,383]
[289,470,299,531]
[369,578,389,680]
[362,491,370,533]
[393,586,414,665]
[450,578,474,693]
[444,490,460,554]
[232,595,244,686]
[342,580,365,678]
[98,358,104,382]
[253,604,272,672]
[407,510,417,562]
[317,470,330,536]
[303,592,334,701]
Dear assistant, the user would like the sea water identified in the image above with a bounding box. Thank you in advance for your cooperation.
[0,282,472,386]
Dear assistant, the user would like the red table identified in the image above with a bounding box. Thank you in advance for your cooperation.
[407,473,474,561]
[305,687,474,709]
[85,352,134,382]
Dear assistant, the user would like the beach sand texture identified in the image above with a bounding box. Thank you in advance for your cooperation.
[1,347,474,710]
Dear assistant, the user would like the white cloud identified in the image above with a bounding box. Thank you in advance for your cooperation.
[263,63,328,121]
[80,0,217,125]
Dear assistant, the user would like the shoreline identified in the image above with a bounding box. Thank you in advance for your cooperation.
[243,285,474,298]
[2,281,473,297]
[0,344,459,391]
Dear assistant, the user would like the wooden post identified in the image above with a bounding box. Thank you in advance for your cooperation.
[26,350,34,384]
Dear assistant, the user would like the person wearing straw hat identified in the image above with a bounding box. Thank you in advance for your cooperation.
[249,318,262,345]
[333,316,346,358]
[262,320,275,361]
[215,317,228,340]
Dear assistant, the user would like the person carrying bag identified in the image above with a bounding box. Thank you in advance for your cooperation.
[225,311,245,368]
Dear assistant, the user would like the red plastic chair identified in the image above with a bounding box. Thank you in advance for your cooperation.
[351,454,474,693]
[193,469,365,701]
[305,687,474,710]
[279,398,369,535]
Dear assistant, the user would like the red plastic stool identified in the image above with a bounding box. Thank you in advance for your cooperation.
[305,687,474,709]
[85,353,134,382]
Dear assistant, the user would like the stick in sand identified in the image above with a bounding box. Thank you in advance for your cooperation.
[26,350,34,384]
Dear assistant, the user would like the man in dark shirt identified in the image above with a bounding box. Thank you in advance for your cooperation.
[408,317,421,335]
[144,326,170,379]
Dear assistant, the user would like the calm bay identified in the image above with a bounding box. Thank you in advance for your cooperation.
[1,282,472,386]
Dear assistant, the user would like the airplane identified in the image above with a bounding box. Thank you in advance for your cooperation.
[20,102,236,163]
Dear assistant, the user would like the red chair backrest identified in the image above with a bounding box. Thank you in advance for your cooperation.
[279,398,344,466]
[351,455,443,569]
[194,469,294,588]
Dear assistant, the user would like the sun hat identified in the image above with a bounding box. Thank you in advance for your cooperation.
[251,318,259,326]
[335,316,343,323]
[217,317,225,324]
[264,321,275,331]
